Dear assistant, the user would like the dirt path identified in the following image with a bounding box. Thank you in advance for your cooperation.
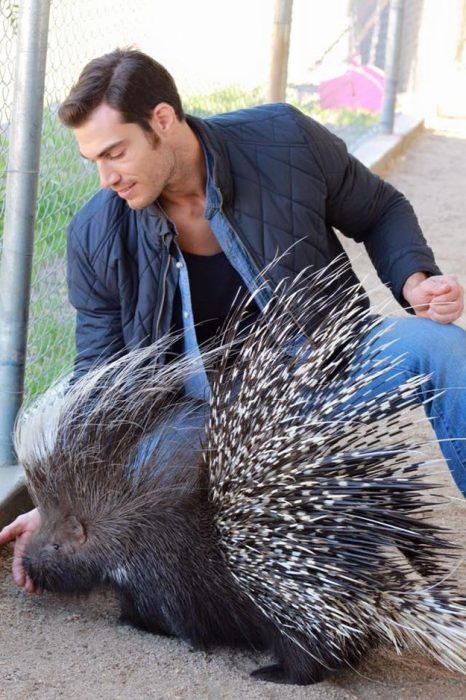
[1,119,465,700]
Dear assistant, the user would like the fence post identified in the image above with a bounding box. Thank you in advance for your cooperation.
[380,0,404,133]
[268,0,294,102]
[0,0,51,467]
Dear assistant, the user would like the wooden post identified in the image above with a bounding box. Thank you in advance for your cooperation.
[268,0,294,102]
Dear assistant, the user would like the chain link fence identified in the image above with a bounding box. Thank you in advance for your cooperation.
[0,1,18,248]
[1,0,466,420]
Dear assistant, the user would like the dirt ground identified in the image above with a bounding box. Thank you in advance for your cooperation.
[1,118,466,700]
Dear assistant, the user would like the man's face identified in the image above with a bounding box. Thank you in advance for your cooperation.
[74,103,175,209]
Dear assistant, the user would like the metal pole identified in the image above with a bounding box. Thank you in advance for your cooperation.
[0,0,51,466]
[380,0,404,133]
[268,0,294,102]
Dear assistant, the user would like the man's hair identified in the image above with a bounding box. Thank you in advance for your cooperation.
[58,48,185,130]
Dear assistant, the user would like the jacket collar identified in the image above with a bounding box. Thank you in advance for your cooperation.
[186,114,233,208]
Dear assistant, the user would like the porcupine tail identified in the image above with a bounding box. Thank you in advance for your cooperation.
[374,587,466,673]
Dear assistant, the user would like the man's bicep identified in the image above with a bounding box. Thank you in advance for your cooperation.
[294,110,390,240]
[324,151,400,241]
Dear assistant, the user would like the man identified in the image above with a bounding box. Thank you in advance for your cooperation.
[1,48,465,592]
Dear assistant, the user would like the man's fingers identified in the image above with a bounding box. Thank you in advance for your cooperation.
[0,509,41,592]
[0,515,26,544]
[429,292,463,319]
[11,531,32,586]
[425,276,463,300]
[404,275,463,323]
[24,575,39,594]
[431,287,458,300]
[411,297,463,323]
[428,306,463,324]
[429,299,461,312]
[11,550,26,587]
[13,541,39,593]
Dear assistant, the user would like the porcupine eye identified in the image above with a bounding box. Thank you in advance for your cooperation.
[52,544,60,550]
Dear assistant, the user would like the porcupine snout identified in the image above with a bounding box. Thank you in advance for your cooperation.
[22,513,99,594]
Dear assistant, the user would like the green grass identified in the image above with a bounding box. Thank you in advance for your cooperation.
[34,110,99,260]
[184,84,379,128]
[24,313,75,402]
[287,95,379,127]
[184,85,266,117]
[1,110,98,258]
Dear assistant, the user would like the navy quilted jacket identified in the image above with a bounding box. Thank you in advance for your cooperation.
[67,103,441,377]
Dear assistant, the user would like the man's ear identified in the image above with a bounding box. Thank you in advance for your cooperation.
[65,515,87,545]
[149,103,177,134]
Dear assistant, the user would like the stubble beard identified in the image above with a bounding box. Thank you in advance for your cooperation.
[127,130,173,210]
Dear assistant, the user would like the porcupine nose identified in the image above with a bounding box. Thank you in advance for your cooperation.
[22,546,64,592]
[22,552,46,588]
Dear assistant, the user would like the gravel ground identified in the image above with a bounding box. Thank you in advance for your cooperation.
[1,117,465,700]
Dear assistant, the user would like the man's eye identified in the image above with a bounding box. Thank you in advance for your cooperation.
[108,152,124,160]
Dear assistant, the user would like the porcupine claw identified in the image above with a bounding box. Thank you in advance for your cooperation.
[251,662,324,685]
[117,587,173,636]
[251,664,289,684]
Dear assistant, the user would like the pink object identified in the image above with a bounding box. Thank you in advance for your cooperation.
[319,64,385,112]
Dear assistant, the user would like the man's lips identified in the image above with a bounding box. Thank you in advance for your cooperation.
[115,183,135,197]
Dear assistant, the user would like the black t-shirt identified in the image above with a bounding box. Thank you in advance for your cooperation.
[171,251,259,349]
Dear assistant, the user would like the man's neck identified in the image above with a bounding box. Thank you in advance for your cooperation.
[157,123,221,255]
[159,123,206,210]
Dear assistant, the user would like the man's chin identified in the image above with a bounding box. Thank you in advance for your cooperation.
[124,199,142,210]
[123,195,150,210]
[114,187,160,210]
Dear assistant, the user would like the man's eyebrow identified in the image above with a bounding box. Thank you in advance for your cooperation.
[79,140,125,160]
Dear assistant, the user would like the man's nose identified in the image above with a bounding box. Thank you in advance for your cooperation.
[97,162,120,189]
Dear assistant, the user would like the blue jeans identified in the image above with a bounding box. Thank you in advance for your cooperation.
[128,402,206,476]
[352,316,466,496]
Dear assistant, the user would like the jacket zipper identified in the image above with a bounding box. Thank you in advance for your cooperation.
[154,243,172,339]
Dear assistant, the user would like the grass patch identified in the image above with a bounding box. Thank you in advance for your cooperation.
[25,313,75,402]
[0,109,98,258]
[34,110,98,261]
[184,85,266,117]
[183,85,379,129]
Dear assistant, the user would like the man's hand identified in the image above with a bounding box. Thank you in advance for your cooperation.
[0,508,41,593]
[402,272,464,324]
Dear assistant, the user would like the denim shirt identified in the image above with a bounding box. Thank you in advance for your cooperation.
[173,146,272,400]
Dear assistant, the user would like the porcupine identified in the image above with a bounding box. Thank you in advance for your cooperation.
[15,264,466,685]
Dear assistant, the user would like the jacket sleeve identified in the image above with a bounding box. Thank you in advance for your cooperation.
[292,107,442,307]
[67,220,124,381]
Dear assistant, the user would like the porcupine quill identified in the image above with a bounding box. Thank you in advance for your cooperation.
[15,261,466,684]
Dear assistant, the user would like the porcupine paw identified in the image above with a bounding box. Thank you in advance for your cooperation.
[118,592,172,636]
[251,663,324,685]
[251,664,289,683]
[118,610,172,636]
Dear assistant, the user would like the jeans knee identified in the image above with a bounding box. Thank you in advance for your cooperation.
[374,317,466,376]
